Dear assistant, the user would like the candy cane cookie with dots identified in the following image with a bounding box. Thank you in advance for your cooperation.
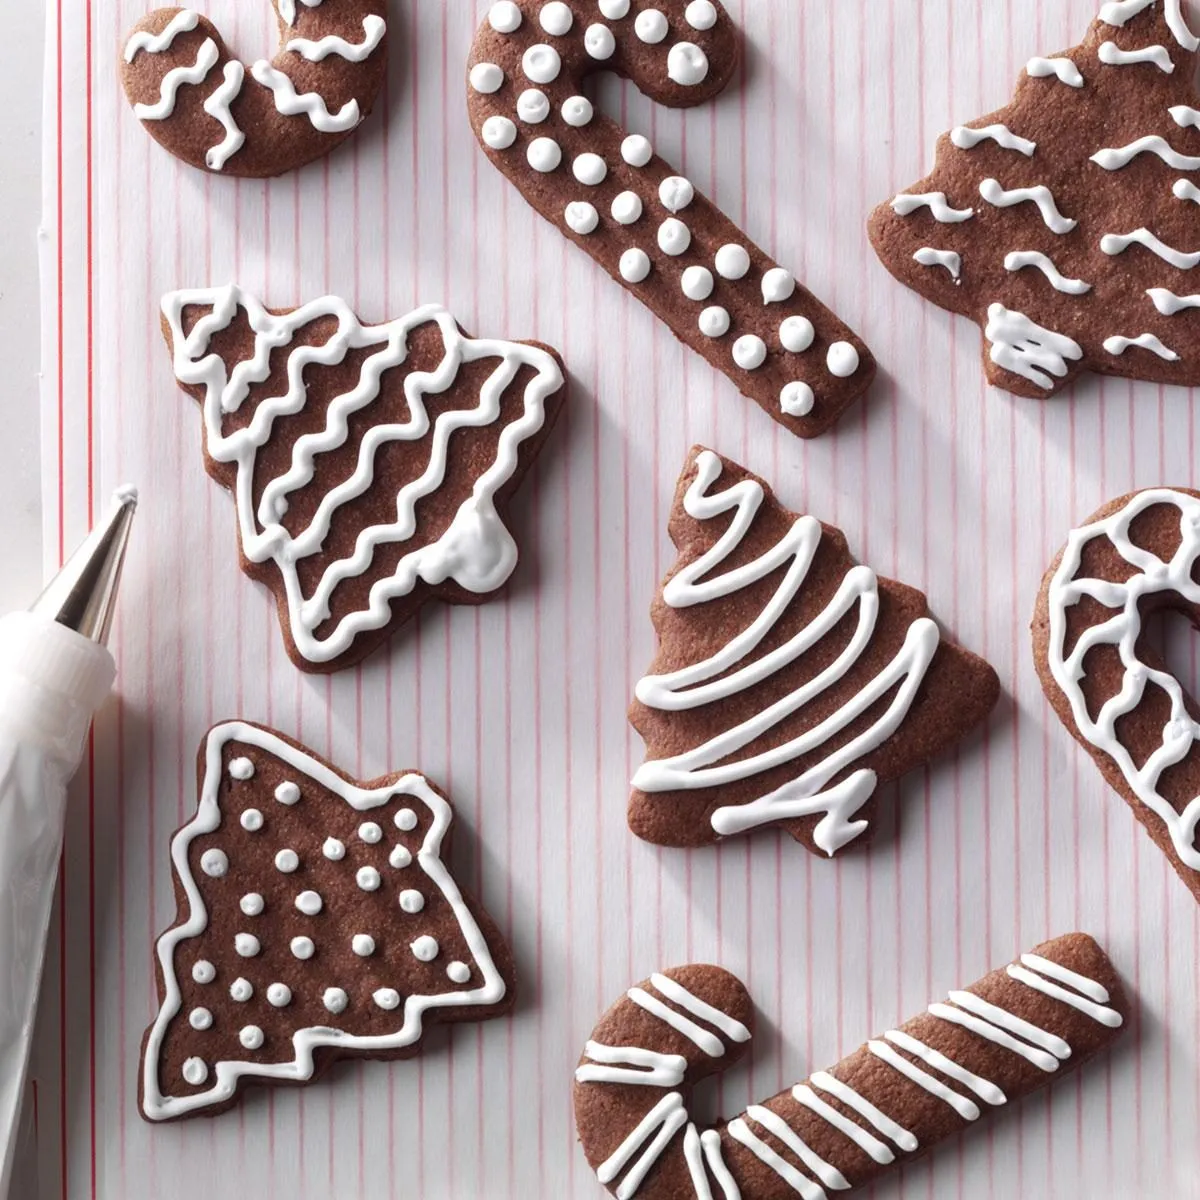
[575,935,1128,1199]
[121,1,387,177]
[468,1,876,438]
[1035,487,1200,907]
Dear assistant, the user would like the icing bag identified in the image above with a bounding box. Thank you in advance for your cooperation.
[0,489,135,1198]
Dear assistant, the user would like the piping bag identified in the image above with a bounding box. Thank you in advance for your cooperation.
[0,489,136,1199]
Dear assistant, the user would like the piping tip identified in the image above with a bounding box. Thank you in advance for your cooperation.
[30,487,138,645]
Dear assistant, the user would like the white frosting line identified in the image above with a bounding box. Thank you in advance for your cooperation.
[867,1039,980,1122]
[914,247,962,279]
[1148,286,1200,313]
[1091,134,1200,170]
[700,1130,740,1200]
[884,1028,1007,1105]
[928,1002,1060,1073]
[1166,0,1200,49]
[1026,56,1084,86]
[250,60,361,132]
[1175,178,1200,203]
[284,14,386,62]
[203,61,245,171]
[1007,964,1125,1027]
[1098,40,1175,72]
[1170,104,1200,129]
[134,38,219,120]
[1004,251,1091,294]
[1103,333,1180,361]
[793,1083,895,1165]
[978,179,1076,233]
[596,1092,688,1200]
[946,988,1072,1059]
[727,1117,826,1200]
[950,123,1036,156]
[125,9,199,61]
[985,304,1083,390]
[809,1071,919,1153]
[575,1042,688,1087]
[1099,0,1156,24]
[650,973,752,1044]
[627,988,725,1057]
[1101,227,1200,269]
[681,1125,716,1200]
[891,191,974,222]
[745,1104,849,1192]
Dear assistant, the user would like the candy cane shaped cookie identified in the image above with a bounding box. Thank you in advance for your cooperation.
[468,1,875,438]
[121,2,387,177]
[575,935,1127,1199]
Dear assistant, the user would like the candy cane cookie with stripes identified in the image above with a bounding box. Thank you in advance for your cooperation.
[121,1,387,177]
[575,934,1128,1199]
[468,1,876,438]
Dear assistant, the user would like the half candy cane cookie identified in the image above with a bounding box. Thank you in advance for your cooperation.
[869,0,1200,398]
[628,448,999,854]
[575,935,1127,1199]
[468,1,875,438]
[121,1,387,176]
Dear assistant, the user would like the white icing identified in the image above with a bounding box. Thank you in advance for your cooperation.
[745,1104,849,1192]
[394,808,418,832]
[192,960,215,985]
[229,978,252,1002]
[200,848,228,877]
[620,248,652,283]
[779,316,815,353]
[1006,964,1124,1027]
[576,1042,688,1088]
[928,1002,1059,1072]
[1025,56,1085,86]
[596,1093,688,1200]
[277,0,322,26]
[285,15,386,63]
[699,307,731,337]
[1174,179,1200,203]
[1170,104,1200,129]
[290,936,315,960]
[585,23,617,59]
[658,218,692,256]
[352,933,376,956]
[399,889,425,913]
[162,290,563,666]
[447,962,471,984]
[1098,40,1175,72]
[780,382,815,418]
[651,973,751,1043]
[522,44,562,84]
[389,844,413,869]
[1101,228,1200,269]
[239,808,263,832]
[566,200,601,234]
[727,1117,826,1200]
[358,820,383,843]
[411,935,439,961]
[229,757,254,780]
[125,10,199,62]
[761,268,796,303]
[867,1039,980,1121]
[239,893,264,916]
[275,848,299,873]
[984,304,1083,390]
[827,342,860,378]
[489,1,523,33]
[203,61,245,171]
[891,192,974,222]
[182,1058,208,1086]
[239,1026,264,1051]
[373,988,401,1010]
[809,1070,918,1154]
[1004,251,1090,295]
[946,988,1071,1059]
[950,123,1036,156]
[539,2,574,35]
[635,10,669,43]
[1103,334,1179,361]
[978,178,1076,233]
[659,176,695,214]
[234,933,260,958]
[470,62,505,94]
[668,43,709,86]
[294,890,323,915]
[622,135,653,167]
[562,95,594,126]
[732,334,767,370]
[189,1007,212,1031]
[793,1083,894,1165]
[1090,135,1200,170]
[323,987,348,1014]
[275,781,300,805]
[356,866,382,891]
[528,136,562,171]
[517,88,550,123]
[322,837,345,860]
[681,266,713,300]
[886,1028,1007,1102]
[632,451,940,852]
[134,38,219,120]
[627,988,724,1057]
[267,983,292,1008]
[1020,953,1111,1003]
[914,248,962,279]
[573,152,608,186]
[599,0,630,16]
[250,61,361,133]
[685,1,718,31]
[1166,0,1200,49]
[714,244,751,279]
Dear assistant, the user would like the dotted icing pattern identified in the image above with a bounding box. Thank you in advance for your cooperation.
[468,0,875,438]
[140,722,511,1121]
[869,0,1200,399]
[574,940,1124,1199]
[120,0,387,177]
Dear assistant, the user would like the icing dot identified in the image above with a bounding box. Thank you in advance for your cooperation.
[228,757,254,781]
[489,1,523,32]
[267,983,292,1008]
[274,781,300,806]
[621,134,653,167]
[469,62,504,94]
[658,217,692,256]
[182,1057,208,1086]
[620,248,652,283]
[356,866,382,892]
[239,1025,264,1051]
[295,890,323,916]
[659,176,695,213]
[399,889,426,914]
[394,808,419,832]
[373,988,401,1010]
[389,845,413,869]
[780,315,816,353]
[565,201,600,234]
[291,935,315,960]
[358,821,383,845]
[733,335,768,370]
[699,306,731,338]
[240,808,263,832]
[762,267,796,305]
[322,837,346,861]
[562,95,594,127]
[230,977,253,1002]
[781,381,816,418]
[715,243,751,280]
[585,23,616,59]
[527,137,562,173]
[539,2,574,35]
[668,42,710,86]
[200,848,228,878]
[275,849,300,873]
[323,987,349,1014]
[611,191,643,224]
[189,1007,213,1031]
[827,341,861,378]
[235,933,261,958]
[240,892,264,916]
[598,0,629,16]
[411,935,440,963]
[523,44,562,84]
[573,153,608,186]
[681,266,714,301]
[352,933,376,957]
[447,961,472,985]
[517,88,550,123]
[482,115,517,150]
[685,0,718,29]
[192,960,216,985]
[635,9,669,42]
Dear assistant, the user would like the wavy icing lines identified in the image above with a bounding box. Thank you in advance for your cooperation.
[1101,227,1200,269]
[1004,251,1092,295]
[950,123,1036,156]
[890,192,974,223]
[1098,40,1175,71]
[134,37,219,120]
[1025,57,1085,87]
[285,14,386,62]
[1104,333,1180,359]
[1046,488,1200,871]
[1090,134,1200,171]
[1099,0,1200,51]
[978,179,1077,233]
[250,60,362,132]
[162,285,564,666]
[632,451,940,854]
[984,305,1083,390]
[124,9,199,60]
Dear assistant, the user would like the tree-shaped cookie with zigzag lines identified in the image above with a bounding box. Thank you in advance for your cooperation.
[869,0,1200,399]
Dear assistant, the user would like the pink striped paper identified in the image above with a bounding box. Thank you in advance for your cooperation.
[37,1,1200,1196]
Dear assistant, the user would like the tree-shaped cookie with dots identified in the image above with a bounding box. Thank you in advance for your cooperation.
[869,0,1200,399]
[468,0,875,438]
[139,721,515,1121]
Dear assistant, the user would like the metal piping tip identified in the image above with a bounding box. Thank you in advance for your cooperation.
[30,487,138,645]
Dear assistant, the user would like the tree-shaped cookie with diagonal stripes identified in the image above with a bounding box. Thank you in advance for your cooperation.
[869,0,1200,398]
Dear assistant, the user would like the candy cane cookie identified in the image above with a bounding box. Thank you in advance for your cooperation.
[468,1,875,438]
[121,1,388,177]
[575,935,1127,1199]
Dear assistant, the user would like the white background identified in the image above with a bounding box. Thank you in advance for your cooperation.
[27,1,1200,1198]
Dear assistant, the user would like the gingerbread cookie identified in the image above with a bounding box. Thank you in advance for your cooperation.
[575,935,1127,1199]
[121,2,387,176]
[869,0,1200,398]
[140,721,515,1121]
[628,448,999,853]
[161,286,567,672]
[468,1,875,438]
[1034,488,1200,905]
